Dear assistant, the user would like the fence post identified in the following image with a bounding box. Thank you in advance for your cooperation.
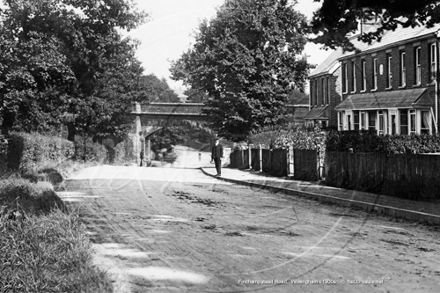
[259,144,263,172]
[269,149,273,175]
[317,149,321,180]
[292,147,295,177]
[289,144,294,177]
[249,146,252,170]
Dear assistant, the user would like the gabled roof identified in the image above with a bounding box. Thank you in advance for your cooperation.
[309,24,381,78]
[334,88,430,111]
[309,49,343,78]
[340,25,440,60]
[304,106,329,120]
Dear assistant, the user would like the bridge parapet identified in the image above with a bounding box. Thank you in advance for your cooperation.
[131,102,303,116]
[132,102,206,115]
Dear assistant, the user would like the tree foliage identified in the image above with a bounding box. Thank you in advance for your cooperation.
[149,125,212,154]
[287,89,309,104]
[149,127,183,153]
[139,74,180,103]
[0,0,147,141]
[183,88,209,103]
[170,0,311,142]
[311,0,440,50]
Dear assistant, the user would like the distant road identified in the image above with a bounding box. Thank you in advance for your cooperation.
[146,145,229,168]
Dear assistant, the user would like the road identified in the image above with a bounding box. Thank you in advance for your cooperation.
[59,151,440,293]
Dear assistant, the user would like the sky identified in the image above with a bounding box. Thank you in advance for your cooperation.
[126,0,333,95]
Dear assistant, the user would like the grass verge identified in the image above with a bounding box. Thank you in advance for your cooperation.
[0,208,113,292]
[0,162,114,292]
[18,159,101,191]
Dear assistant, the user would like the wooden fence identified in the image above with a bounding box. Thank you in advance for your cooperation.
[230,148,319,181]
[230,148,440,200]
[251,149,260,171]
[229,149,249,169]
[261,149,272,174]
[294,149,319,181]
[325,152,440,200]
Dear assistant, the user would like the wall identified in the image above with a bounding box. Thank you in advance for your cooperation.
[342,37,436,96]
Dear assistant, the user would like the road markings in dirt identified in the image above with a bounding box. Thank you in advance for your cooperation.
[380,225,405,230]
[149,217,189,222]
[101,248,158,259]
[146,229,172,234]
[281,252,350,260]
[127,267,210,284]
[261,196,289,201]
[242,246,257,250]
[57,191,102,202]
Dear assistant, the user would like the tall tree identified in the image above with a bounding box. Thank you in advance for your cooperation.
[80,37,147,142]
[183,88,209,103]
[139,74,180,103]
[311,0,440,50]
[170,0,311,141]
[0,7,76,134]
[0,0,147,140]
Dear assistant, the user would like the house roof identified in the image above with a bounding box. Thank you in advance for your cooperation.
[334,88,431,111]
[311,23,440,77]
[303,106,329,120]
[309,49,344,78]
[310,24,382,77]
[340,25,440,60]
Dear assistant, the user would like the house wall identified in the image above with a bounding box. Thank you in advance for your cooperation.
[338,34,440,134]
[341,38,437,96]
[309,66,342,129]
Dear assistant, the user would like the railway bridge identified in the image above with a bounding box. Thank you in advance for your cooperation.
[130,102,308,164]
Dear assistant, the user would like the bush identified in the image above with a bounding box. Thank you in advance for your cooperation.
[6,132,74,173]
[250,124,326,151]
[0,134,7,176]
[113,134,136,164]
[0,179,65,216]
[73,136,106,163]
[326,131,440,154]
[249,125,284,149]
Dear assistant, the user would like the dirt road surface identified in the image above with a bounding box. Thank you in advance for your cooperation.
[59,150,440,293]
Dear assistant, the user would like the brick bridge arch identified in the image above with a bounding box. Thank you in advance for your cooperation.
[130,102,308,164]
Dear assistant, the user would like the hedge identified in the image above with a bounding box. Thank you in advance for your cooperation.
[0,135,7,175]
[249,125,326,151]
[73,136,106,163]
[326,131,440,154]
[113,134,136,164]
[7,132,75,172]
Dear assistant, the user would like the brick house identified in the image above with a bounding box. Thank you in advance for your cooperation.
[335,25,440,135]
[305,49,343,129]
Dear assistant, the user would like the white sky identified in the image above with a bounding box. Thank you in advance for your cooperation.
[127,0,332,94]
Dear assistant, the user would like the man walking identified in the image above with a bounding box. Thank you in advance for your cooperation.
[211,138,223,176]
[140,150,144,167]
